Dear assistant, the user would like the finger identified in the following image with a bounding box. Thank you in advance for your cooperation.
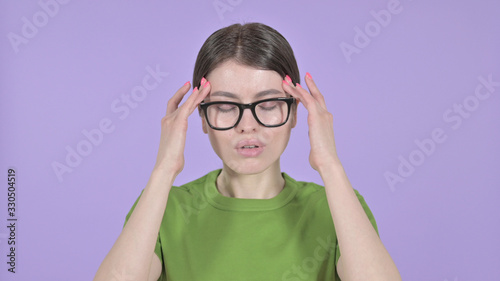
[176,78,211,119]
[196,80,211,105]
[283,74,315,105]
[166,81,191,115]
[199,77,207,88]
[187,80,211,116]
[175,76,208,117]
[295,83,319,111]
[296,83,319,108]
[304,72,327,108]
[175,86,199,118]
[285,75,294,86]
[284,76,315,108]
[282,79,313,109]
[182,76,209,109]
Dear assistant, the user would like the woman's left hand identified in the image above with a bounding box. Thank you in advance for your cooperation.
[282,73,340,173]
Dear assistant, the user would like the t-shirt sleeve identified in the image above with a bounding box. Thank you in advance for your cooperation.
[334,189,379,267]
[123,189,164,270]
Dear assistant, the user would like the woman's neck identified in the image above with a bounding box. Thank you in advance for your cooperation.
[216,163,285,199]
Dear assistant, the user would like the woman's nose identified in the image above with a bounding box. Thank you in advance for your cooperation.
[236,107,259,132]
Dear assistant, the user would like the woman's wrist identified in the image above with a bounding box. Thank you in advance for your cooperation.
[150,166,177,189]
[317,156,343,177]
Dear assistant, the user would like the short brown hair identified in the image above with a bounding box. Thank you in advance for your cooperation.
[193,22,300,115]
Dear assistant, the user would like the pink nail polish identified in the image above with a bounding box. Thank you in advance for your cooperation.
[306,72,312,79]
[296,83,301,88]
[285,75,292,83]
[184,81,190,86]
[201,77,206,85]
[204,81,210,88]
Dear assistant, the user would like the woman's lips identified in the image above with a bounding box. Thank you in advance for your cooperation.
[236,146,264,157]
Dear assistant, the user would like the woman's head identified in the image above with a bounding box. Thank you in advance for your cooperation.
[193,22,300,110]
[194,23,300,174]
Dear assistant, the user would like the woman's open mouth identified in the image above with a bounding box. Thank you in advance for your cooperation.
[236,145,264,157]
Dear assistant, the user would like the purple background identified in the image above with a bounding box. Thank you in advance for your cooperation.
[1,0,499,280]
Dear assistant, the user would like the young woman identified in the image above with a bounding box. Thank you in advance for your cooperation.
[94,23,401,281]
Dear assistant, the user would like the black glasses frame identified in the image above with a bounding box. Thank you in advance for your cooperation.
[199,97,296,130]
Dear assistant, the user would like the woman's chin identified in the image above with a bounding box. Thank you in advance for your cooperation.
[223,159,271,175]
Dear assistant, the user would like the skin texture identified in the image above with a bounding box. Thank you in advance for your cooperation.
[202,60,298,199]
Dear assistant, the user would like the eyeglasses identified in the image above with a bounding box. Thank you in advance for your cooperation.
[199,97,296,130]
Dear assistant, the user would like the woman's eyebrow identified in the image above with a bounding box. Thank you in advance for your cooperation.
[210,89,284,99]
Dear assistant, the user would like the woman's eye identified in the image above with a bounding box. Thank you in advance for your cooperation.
[258,102,278,110]
[217,104,237,112]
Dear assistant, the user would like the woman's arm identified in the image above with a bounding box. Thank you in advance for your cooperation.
[319,161,401,281]
[93,169,174,281]
[94,79,212,281]
[282,73,401,281]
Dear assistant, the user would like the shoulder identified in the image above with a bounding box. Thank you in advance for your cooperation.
[167,169,220,201]
[172,169,219,190]
[284,172,379,233]
[282,172,329,208]
[129,170,218,207]
[283,172,371,208]
[284,172,365,197]
[283,172,324,194]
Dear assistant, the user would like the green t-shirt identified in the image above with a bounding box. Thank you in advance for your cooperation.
[123,169,379,281]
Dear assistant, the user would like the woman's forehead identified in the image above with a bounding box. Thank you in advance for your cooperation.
[210,89,283,99]
[207,61,282,83]
[206,62,284,100]
[205,88,288,103]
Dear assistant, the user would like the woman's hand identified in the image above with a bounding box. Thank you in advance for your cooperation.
[153,78,211,177]
[282,73,340,173]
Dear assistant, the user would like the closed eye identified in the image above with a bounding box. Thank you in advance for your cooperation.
[258,101,279,111]
[216,104,237,113]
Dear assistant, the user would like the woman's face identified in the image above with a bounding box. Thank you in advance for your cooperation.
[202,60,297,175]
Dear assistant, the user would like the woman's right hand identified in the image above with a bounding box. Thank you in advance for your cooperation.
[153,78,211,177]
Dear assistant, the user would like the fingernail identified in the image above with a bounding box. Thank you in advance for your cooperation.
[296,83,301,88]
[203,81,210,88]
[184,81,190,86]
[306,72,312,80]
[200,77,206,86]
[285,75,292,83]
[282,80,288,86]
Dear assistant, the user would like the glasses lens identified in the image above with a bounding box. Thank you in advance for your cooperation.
[206,103,240,129]
[255,100,289,126]
[205,99,290,129]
